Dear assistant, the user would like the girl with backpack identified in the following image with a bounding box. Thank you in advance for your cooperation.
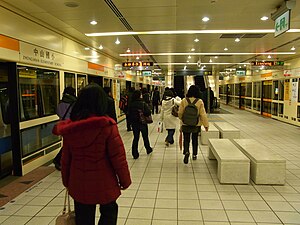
[178,85,209,164]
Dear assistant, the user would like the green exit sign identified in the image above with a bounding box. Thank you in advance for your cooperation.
[274,10,290,37]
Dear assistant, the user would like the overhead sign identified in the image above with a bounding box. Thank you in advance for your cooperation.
[175,70,212,76]
[142,70,152,76]
[122,62,153,67]
[274,10,290,37]
[236,68,246,76]
[251,61,284,67]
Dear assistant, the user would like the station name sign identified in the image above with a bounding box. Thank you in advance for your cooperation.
[251,61,284,67]
[122,62,153,67]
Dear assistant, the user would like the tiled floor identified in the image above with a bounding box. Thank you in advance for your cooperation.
[1,105,300,225]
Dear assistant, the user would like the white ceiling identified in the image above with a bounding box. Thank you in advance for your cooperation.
[2,0,300,75]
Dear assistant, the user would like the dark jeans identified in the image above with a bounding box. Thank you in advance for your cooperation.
[132,123,151,156]
[183,131,199,156]
[53,148,62,165]
[152,103,159,114]
[166,129,175,144]
[74,200,118,225]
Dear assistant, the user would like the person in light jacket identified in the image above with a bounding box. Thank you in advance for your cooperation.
[53,83,131,225]
[160,90,181,146]
[178,85,209,164]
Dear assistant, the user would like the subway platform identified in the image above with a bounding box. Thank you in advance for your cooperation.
[0,105,300,225]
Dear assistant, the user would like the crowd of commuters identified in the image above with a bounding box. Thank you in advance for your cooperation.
[53,83,210,224]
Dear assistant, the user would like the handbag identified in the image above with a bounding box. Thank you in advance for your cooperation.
[138,103,153,124]
[55,190,76,225]
[171,99,179,117]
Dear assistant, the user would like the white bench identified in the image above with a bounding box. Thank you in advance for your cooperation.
[214,122,240,139]
[200,124,219,145]
[232,139,286,185]
[208,139,250,184]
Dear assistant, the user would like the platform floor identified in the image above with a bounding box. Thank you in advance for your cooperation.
[1,105,300,225]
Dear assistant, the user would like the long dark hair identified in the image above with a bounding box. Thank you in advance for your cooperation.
[132,90,142,101]
[186,85,201,98]
[70,83,107,121]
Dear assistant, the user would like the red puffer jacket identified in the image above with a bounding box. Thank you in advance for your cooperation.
[53,116,131,205]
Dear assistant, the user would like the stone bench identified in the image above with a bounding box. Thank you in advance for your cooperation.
[208,139,250,184]
[214,122,240,139]
[200,124,219,145]
[232,139,286,185]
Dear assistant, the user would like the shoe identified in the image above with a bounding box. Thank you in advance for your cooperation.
[183,153,189,164]
[127,128,132,131]
[192,155,197,160]
[53,160,61,171]
[146,148,153,155]
[165,141,169,147]
[133,153,139,159]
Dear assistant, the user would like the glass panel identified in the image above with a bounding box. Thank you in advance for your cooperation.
[246,83,252,97]
[234,84,240,96]
[279,103,284,114]
[298,79,300,102]
[279,80,284,101]
[245,99,251,109]
[104,78,111,87]
[272,103,278,116]
[21,121,61,157]
[297,106,300,118]
[18,66,59,121]
[77,74,87,93]
[273,80,279,100]
[64,72,75,88]
[263,81,272,99]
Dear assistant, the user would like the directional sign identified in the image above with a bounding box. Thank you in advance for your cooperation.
[122,62,153,67]
[251,61,284,67]
[274,10,290,37]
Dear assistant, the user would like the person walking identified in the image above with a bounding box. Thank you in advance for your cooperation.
[160,90,181,146]
[125,87,135,131]
[53,86,77,170]
[152,87,160,114]
[103,86,117,122]
[128,90,153,159]
[178,85,209,164]
[53,83,131,225]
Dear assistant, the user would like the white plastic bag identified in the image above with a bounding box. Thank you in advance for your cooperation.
[157,122,163,133]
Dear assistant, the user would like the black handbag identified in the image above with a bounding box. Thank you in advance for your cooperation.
[138,103,153,124]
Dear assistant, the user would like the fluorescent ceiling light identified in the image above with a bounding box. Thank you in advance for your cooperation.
[260,16,269,21]
[202,17,210,22]
[84,47,90,50]
[85,29,300,37]
[120,52,295,56]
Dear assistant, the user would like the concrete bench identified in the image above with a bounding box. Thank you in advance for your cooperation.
[200,124,219,145]
[232,139,286,185]
[208,139,250,184]
[214,122,240,139]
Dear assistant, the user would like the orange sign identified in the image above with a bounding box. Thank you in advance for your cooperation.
[88,62,104,71]
[0,34,19,51]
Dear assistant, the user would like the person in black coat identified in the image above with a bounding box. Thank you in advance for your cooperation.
[103,87,117,123]
[152,87,160,114]
[128,90,153,159]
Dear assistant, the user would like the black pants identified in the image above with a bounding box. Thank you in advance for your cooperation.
[183,131,199,156]
[132,123,151,157]
[166,129,175,144]
[74,200,118,225]
[152,103,159,114]
[125,113,131,130]
[53,148,62,165]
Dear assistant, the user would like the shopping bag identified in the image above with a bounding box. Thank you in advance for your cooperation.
[55,190,76,225]
[157,122,163,133]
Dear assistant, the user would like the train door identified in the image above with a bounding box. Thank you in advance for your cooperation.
[262,80,272,117]
[0,63,12,178]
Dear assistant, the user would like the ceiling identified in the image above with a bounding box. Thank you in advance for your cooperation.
[2,0,300,76]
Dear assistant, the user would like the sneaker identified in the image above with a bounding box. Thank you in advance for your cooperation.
[133,153,139,159]
[183,153,189,164]
[146,148,153,155]
[192,155,197,160]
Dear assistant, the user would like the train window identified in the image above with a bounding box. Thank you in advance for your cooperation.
[64,72,75,89]
[18,66,59,121]
[77,74,87,93]
[21,121,61,157]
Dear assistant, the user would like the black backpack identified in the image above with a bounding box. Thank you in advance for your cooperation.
[182,98,199,126]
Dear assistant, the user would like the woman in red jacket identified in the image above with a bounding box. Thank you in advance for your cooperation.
[53,83,131,225]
